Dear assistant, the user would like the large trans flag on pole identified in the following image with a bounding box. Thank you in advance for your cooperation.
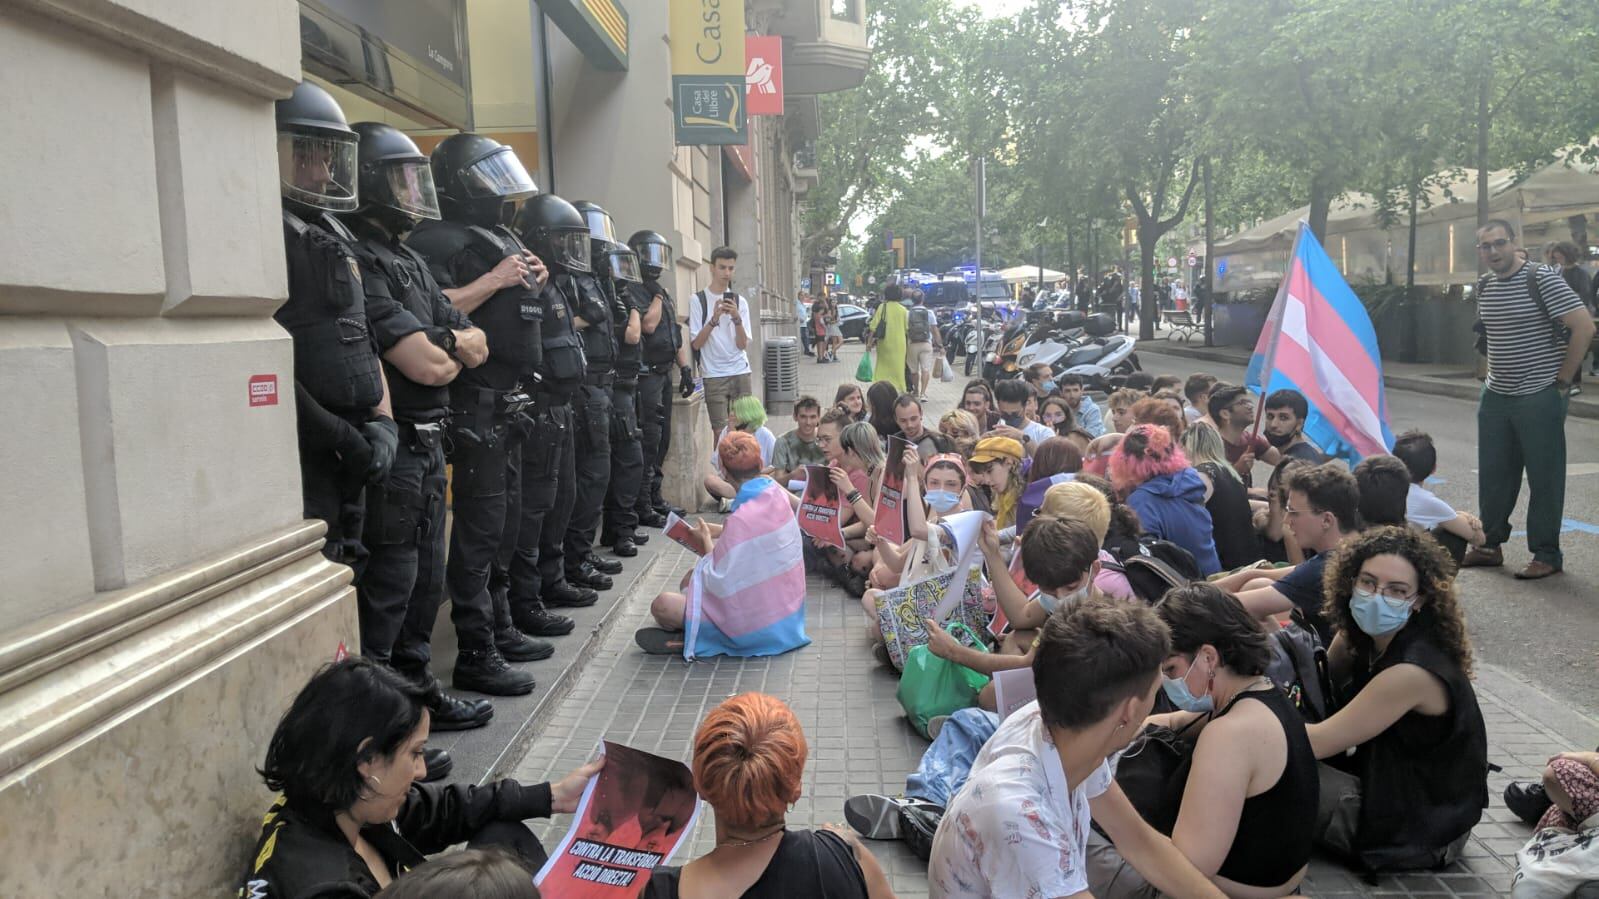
[1245,222,1394,464]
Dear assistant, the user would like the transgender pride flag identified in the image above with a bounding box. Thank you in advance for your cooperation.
[1245,222,1394,463]
[683,480,809,660]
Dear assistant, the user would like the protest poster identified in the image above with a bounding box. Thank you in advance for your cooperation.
[797,465,846,549]
[993,667,1038,721]
[535,741,701,897]
[873,435,913,545]
[661,512,706,555]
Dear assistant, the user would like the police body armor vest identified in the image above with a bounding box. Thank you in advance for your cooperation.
[538,277,586,390]
[573,272,616,373]
[610,277,643,383]
[353,236,454,421]
[404,220,540,394]
[638,279,680,366]
[277,210,384,415]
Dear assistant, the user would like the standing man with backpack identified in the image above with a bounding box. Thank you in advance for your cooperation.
[687,247,752,438]
[905,290,941,402]
[1467,220,1594,580]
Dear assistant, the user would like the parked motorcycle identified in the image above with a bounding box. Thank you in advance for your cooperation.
[1014,310,1141,392]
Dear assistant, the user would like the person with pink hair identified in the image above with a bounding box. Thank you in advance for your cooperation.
[1108,424,1221,575]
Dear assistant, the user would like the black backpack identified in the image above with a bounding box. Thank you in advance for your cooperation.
[1473,263,1568,356]
[1265,606,1336,723]
[1103,534,1202,604]
[907,306,932,343]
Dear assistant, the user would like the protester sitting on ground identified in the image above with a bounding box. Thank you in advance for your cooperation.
[967,436,1025,530]
[640,693,895,898]
[1262,389,1328,463]
[863,451,969,593]
[1064,426,1095,455]
[1183,374,1218,426]
[834,420,889,579]
[1039,394,1076,437]
[770,395,826,487]
[241,659,600,897]
[960,381,995,433]
[892,394,954,460]
[926,597,1229,899]
[1150,374,1182,395]
[1075,472,1146,554]
[1181,422,1263,571]
[1153,390,1187,423]
[1108,424,1221,575]
[1305,527,1488,872]
[1391,430,1486,566]
[1057,373,1106,436]
[1039,481,1136,600]
[866,380,900,440]
[1086,583,1318,899]
[992,378,1056,448]
[374,848,538,899]
[1208,384,1282,488]
[937,409,981,458]
[705,396,778,506]
[1106,387,1144,434]
[1123,371,1157,393]
[1353,454,1412,528]
[1013,436,1084,535]
[1082,432,1123,477]
[1131,395,1185,442]
[834,383,868,423]
[1219,462,1360,643]
[1023,362,1056,397]
[1255,457,1313,564]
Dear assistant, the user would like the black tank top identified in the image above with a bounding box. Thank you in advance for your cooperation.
[1198,461,1262,570]
[639,829,867,899]
[1213,686,1319,887]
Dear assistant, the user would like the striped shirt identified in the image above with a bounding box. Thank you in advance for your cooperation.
[1478,263,1584,396]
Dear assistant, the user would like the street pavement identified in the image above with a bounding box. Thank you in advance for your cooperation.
[506,335,1598,898]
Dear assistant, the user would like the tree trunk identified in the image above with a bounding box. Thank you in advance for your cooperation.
[1308,173,1332,244]
[1202,157,1215,346]
[1406,183,1419,291]
[1139,226,1158,342]
[1477,72,1491,275]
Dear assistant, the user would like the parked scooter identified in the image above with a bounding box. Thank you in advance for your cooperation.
[1014,310,1141,392]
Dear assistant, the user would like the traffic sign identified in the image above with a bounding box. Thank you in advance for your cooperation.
[1187,252,1198,268]
[1166,256,1178,268]
[1216,258,1229,277]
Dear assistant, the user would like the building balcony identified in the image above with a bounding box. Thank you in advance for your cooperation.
[750,0,871,96]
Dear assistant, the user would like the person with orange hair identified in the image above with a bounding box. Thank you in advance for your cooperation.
[639,693,895,898]
[1109,424,1220,575]
[1131,395,1184,443]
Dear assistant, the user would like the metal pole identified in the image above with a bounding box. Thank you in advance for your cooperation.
[973,156,985,375]
[1202,156,1216,346]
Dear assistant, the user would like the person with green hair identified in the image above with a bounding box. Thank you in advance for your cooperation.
[704,395,778,508]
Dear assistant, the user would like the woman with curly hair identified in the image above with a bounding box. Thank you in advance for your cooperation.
[1307,526,1487,874]
[1107,424,1220,575]
[937,408,981,458]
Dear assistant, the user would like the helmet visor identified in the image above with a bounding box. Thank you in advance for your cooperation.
[458,147,538,200]
[279,131,359,212]
[383,160,441,220]
[554,230,591,273]
[635,241,672,270]
[607,249,642,284]
[583,208,617,243]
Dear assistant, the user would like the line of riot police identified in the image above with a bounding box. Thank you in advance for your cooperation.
[273,82,690,781]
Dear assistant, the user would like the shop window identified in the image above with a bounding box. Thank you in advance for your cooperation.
[830,0,860,23]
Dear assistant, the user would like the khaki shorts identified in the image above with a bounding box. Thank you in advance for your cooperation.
[908,341,937,375]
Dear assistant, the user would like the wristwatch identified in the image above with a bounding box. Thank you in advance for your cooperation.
[428,328,458,354]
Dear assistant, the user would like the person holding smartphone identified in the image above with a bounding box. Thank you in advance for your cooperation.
[688,246,752,438]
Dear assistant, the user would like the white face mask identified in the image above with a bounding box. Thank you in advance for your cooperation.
[1034,578,1091,614]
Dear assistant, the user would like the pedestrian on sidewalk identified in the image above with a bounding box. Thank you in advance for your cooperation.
[688,247,752,438]
[1466,220,1595,580]
[867,284,910,393]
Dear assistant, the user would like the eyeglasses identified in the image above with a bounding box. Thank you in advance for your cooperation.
[1476,238,1511,252]
[1284,505,1316,518]
[816,434,836,446]
[1355,573,1418,601]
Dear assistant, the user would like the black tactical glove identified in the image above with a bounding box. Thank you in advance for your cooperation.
[332,418,374,483]
[679,365,696,399]
[362,416,400,484]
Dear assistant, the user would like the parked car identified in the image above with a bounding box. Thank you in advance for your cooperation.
[837,303,870,341]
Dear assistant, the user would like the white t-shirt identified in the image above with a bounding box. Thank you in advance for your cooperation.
[710,426,776,473]
[1022,419,1056,446]
[929,701,1117,898]
[687,290,753,378]
[1406,483,1457,530]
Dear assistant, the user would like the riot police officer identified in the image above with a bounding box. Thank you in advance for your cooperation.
[560,202,625,591]
[405,133,547,696]
[341,122,495,734]
[628,230,695,522]
[597,239,648,556]
[274,82,397,569]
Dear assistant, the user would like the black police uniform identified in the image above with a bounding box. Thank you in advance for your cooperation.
[635,277,683,515]
[278,210,386,567]
[404,219,540,670]
[601,270,647,549]
[562,271,618,585]
[532,273,595,598]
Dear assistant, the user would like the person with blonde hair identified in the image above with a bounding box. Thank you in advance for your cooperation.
[640,693,895,897]
[1105,387,1144,434]
[1038,480,1134,600]
[937,408,981,458]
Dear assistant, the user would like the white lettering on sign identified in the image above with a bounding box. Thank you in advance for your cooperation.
[249,374,279,407]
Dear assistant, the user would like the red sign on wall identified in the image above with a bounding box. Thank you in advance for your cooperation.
[745,36,784,116]
[249,374,279,407]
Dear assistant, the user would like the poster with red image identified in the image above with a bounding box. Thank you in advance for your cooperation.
[661,512,707,555]
[535,741,701,897]
[797,465,847,549]
[874,436,913,545]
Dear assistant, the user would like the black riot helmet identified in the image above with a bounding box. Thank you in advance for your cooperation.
[276,81,359,214]
[514,194,591,274]
[571,201,618,252]
[602,240,642,285]
[350,122,439,232]
[430,133,538,228]
[627,229,673,280]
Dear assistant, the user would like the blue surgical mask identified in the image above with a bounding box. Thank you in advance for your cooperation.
[925,490,961,513]
[1034,581,1090,615]
[1162,656,1214,713]
[1043,379,1058,393]
[1349,588,1414,637]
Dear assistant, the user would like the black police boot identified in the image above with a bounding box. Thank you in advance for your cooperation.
[421,747,453,783]
[454,647,537,696]
[513,600,576,637]
[544,580,600,608]
[395,665,494,731]
[494,626,555,662]
[568,561,614,591]
[638,509,668,529]
[612,536,639,557]
[628,530,649,545]
[585,552,624,576]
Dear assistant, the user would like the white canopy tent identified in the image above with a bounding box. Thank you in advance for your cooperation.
[998,265,1067,285]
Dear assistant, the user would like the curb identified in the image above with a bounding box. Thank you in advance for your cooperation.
[1476,661,1599,752]
[1142,344,1599,420]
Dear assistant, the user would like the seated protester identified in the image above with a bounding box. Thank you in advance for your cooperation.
[892,393,954,460]
[1183,373,1218,427]
[241,659,599,898]
[373,848,538,899]
[642,431,807,658]
[1085,584,1318,899]
[1255,457,1314,565]
[1105,387,1144,435]
[770,394,826,486]
[1262,389,1328,463]
[960,381,995,434]
[1123,371,1157,393]
[1131,395,1184,443]
[938,408,981,459]
[1038,481,1136,600]
[927,597,1229,899]
[1181,422,1263,571]
[1058,373,1106,436]
[866,380,901,441]
[1391,430,1485,565]
[1306,527,1488,872]
[1011,436,1084,537]
[1153,390,1187,422]
[1218,462,1360,644]
[967,436,1025,531]
[1039,395,1076,437]
[1150,374,1182,395]
[1024,361,1056,396]
[705,395,778,504]
[1108,424,1221,576]
[1064,427,1095,455]
[863,451,969,596]
[992,378,1056,449]
[1208,384,1282,488]
[1353,454,1412,527]
[641,693,895,898]
[1082,432,1123,477]
[834,383,868,424]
